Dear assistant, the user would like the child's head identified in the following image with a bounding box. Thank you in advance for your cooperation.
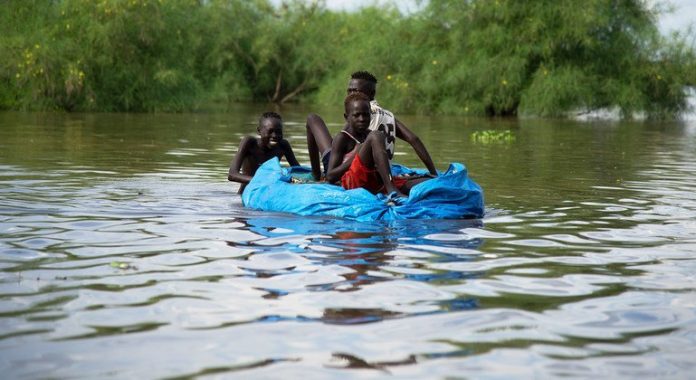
[347,71,377,100]
[258,111,283,148]
[344,92,371,132]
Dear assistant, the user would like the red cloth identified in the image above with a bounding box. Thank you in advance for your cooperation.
[341,154,407,194]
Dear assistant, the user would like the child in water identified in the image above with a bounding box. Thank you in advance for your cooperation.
[227,111,299,193]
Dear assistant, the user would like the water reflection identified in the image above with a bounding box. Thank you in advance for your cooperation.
[2,111,696,378]
[223,215,485,325]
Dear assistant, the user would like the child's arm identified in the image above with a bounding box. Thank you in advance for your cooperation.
[325,133,353,184]
[227,136,255,184]
[280,140,300,166]
[395,119,437,176]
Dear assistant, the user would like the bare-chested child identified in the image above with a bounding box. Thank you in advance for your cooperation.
[228,111,299,193]
[325,93,430,197]
[306,70,437,181]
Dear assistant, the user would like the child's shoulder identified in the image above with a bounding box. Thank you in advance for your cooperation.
[334,128,350,139]
[240,135,260,146]
[331,130,348,144]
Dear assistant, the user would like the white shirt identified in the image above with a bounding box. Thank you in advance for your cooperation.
[368,100,397,160]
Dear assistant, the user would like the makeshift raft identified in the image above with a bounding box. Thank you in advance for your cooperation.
[241,158,484,221]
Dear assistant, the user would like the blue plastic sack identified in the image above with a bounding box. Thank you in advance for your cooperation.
[241,158,484,221]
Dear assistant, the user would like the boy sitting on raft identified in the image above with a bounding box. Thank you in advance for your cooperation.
[306,70,438,181]
[228,111,299,193]
[325,93,430,197]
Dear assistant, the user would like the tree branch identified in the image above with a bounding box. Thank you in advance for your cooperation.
[271,71,282,103]
[278,79,308,104]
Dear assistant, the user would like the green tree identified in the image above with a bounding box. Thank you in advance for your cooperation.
[416,0,694,118]
[1,0,693,118]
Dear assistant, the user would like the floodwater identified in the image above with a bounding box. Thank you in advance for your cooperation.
[1,106,695,379]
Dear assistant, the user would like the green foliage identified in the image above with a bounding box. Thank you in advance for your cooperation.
[471,130,516,144]
[417,0,694,118]
[1,0,214,111]
[248,1,346,103]
[0,0,694,118]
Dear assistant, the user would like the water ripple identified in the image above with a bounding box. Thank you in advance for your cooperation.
[2,114,696,378]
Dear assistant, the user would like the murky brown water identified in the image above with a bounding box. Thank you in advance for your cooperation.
[1,107,695,378]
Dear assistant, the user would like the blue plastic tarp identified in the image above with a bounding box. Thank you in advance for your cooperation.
[241,158,484,221]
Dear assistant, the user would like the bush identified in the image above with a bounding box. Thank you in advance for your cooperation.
[1,0,693,118]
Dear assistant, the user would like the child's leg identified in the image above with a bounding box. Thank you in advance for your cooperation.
[306,114,333,180]
[357,131,404,196]
[399,176,431,194]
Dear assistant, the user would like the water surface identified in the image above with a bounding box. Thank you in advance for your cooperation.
[1,107,695,378]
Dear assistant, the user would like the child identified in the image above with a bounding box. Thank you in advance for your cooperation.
[325,93,429,197]
[306,70,437,181]
[228,111,299,193]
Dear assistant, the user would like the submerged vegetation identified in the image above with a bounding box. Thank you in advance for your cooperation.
[1,0,694,118]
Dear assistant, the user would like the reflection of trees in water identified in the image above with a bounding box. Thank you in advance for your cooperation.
[327,352,417,373]
[0,110,261,175]
[322,308,402,325]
